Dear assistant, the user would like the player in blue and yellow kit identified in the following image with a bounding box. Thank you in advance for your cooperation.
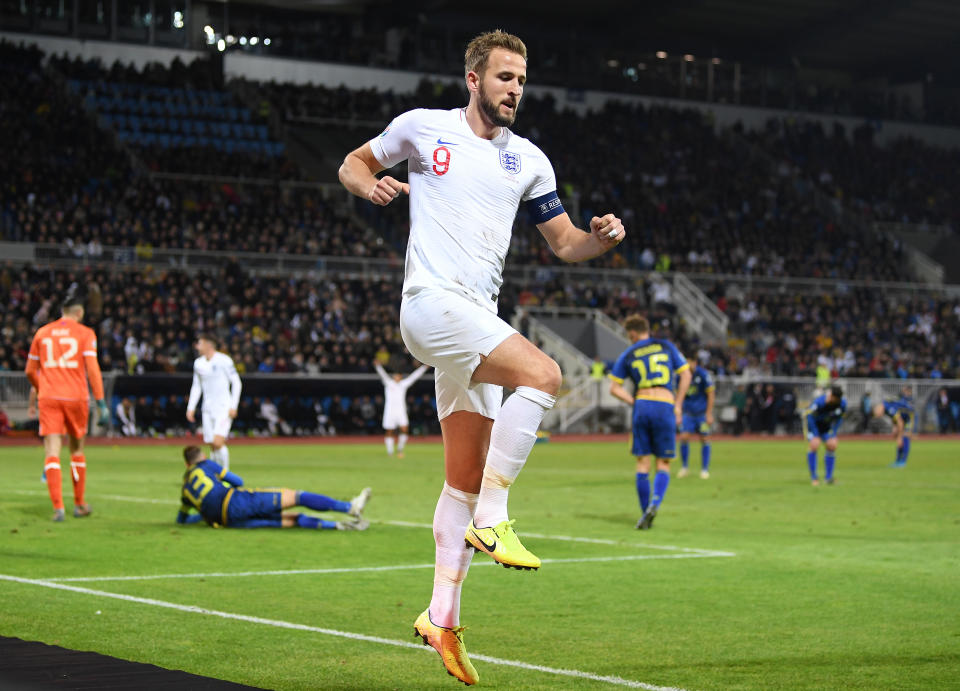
[678,365,715,479]
[802,385,847,485]
[177,446,371,529]
[872,387,915,468]
[609,315,691,530]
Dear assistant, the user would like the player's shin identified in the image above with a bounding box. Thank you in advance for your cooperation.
[900,437,911,463]
[297,491,351,514]
[472,386,555,528]
[218,445,230,471]
[680,442,690,468]
[385,436,395,455]
[430,483,477,628]
[44,458,64,511]
[807,450,818,479]
[651,470,670,508]
[635,472,651,512]
[398,433,409,453]
[70,453,86,506]
[824,452,836,480]
[702,443,712,471]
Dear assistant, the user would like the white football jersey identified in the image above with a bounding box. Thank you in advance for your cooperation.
[370,108,558,312]
[375,363,429,414]
[187,351,241,413]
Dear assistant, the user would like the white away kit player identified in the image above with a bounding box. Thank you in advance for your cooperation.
[374,361,430,457]
[186,333,241,470]
[338,30,625,685]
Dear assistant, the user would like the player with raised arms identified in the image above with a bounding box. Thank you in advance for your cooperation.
[338,29,625,685]
[186,333,241,471]
[374,361,430,458]
[25,286,110,521]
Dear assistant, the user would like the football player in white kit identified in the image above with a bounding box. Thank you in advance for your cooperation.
[186,334,242,471]
[339,30,625,685]
[374,361,430,458]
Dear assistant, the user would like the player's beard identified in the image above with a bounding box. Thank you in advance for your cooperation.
[479,82,518,127]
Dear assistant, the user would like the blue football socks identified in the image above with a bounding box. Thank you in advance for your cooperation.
[636,472,650,512]
[298,491,351,514]
[702,443,712,472]
[807,450,818,479]
[680,443,690,469]
[651,470,670,509]
[824,452,836,481]
[296,514,337,529]
[899,437,911,464]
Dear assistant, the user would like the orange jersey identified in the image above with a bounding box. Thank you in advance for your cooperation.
[25,318,104,401]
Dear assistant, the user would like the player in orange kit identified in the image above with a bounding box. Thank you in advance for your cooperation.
[25,288,110,521]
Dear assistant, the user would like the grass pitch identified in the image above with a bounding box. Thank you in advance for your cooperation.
[1,437,959,690]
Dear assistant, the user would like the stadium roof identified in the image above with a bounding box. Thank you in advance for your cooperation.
[233,0,960,78]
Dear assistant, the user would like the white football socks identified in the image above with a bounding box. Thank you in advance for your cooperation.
[472,386,556,529]
[430,482,478,628]
[385,436,395,456]
[398,433,408,453]
[213,445,230,471]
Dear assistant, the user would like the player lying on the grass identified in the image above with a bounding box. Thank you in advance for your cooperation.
[872,387,914,468]
[176,446,371,530]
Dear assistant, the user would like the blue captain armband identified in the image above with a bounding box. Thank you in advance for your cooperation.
[526,191,565,224]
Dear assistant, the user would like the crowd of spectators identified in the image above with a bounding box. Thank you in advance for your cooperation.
[751,118,960,230]
[4,263,957,386]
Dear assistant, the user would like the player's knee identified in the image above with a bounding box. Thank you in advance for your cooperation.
[528,357,562,395]
[826,439,838,452]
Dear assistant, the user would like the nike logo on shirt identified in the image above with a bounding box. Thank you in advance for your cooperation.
[436,137,458,146]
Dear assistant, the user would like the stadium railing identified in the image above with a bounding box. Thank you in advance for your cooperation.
[4,242,956,300]
[545,374,960,435]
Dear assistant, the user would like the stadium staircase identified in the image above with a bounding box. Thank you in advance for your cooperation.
[513,307,632,433]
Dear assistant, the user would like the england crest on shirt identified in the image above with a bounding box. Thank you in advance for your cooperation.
[499,150,521,174]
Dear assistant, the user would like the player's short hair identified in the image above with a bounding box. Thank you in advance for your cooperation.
[464,30,527,78]
[183,445,203,464]
[830,385,844,399]
[195,332,217,347]
[623,314,650,334]
[61,283,85,312]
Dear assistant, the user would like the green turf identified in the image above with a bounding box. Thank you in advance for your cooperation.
[2,438,959,690]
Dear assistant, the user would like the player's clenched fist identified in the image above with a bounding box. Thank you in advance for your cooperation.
[369,176,410,206]
[591,214,626,247]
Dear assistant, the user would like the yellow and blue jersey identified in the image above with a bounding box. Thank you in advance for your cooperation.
[682,366,714,415]
[179,460,243,525]
[803,394,847,439]
[609,338,689,399]
[881,397,914,429]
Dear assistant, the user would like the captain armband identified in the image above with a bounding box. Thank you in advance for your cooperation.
[525,191,565,224]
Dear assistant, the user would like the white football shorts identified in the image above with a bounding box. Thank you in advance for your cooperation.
[382,406,409,430]
[201,409,233,443]
[400,287,514,420]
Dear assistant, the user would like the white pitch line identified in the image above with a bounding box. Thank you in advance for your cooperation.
[13,490,737,558]
[0,573,686,691]
[383,520,736,557]
[46,550,733,583]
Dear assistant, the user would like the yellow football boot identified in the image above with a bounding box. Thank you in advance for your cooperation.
[464,519,540,570]
[414,608,479,686]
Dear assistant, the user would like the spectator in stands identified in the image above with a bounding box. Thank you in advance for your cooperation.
[115,397,137,436]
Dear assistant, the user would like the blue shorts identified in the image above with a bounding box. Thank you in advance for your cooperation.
[224,489,283,526]
[807,422,838,441]
[681,412,710,435]
[631,400,677,459]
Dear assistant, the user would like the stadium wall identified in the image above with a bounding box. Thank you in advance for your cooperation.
[5,29,960,150]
